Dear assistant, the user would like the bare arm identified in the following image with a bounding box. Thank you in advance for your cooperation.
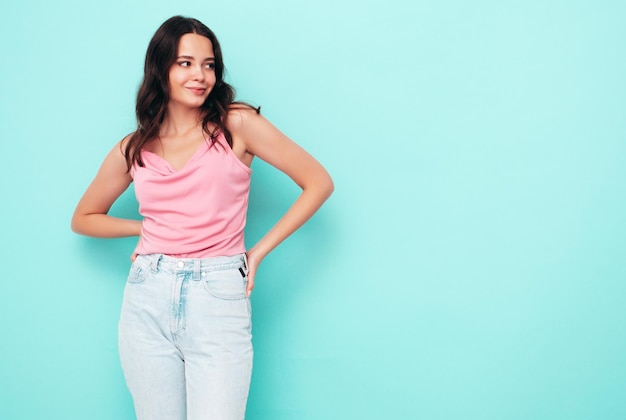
[228,109,334,295]
[71,138,142,238]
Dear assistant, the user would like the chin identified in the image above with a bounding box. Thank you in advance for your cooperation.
[192,96,210,107]
[191,100,207,108]
[175,100,207,109]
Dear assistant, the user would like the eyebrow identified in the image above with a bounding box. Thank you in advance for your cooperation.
[177,55,215,61]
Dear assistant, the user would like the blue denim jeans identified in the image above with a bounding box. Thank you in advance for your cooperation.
[118,253,253,420]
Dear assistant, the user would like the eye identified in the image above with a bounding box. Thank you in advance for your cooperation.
[205,62,216,70]
[178,61,191,67]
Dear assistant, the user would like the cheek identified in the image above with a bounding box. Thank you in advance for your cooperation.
[169,69,185,84]
[209,72,217,85]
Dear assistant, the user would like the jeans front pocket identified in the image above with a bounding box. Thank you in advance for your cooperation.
[127,260,150,284]
[201,267,247,300]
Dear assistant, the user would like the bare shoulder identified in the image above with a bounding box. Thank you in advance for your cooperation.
[226,105,285,144]
[226,104,264,134]
[100,132,135,174]
[119,132,134,147]
[117,132,137,154]
[226,105,283,161]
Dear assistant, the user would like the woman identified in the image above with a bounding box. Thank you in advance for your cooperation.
[71,15,333,420]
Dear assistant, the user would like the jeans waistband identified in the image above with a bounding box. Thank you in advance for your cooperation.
[134,253,247,280]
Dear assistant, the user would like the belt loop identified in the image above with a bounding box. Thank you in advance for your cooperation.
[156,254,163,272]
[149,254,163,273]
[193,259,201,281]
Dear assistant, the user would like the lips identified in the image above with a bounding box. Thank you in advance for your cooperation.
[186,87,207,95]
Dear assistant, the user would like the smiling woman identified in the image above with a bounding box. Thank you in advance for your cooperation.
[71,15,333,420]
[168,34,216,111]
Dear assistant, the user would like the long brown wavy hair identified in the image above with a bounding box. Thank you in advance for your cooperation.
[124,16,259,170]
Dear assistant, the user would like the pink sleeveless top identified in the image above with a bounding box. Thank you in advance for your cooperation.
[130,133,251,258]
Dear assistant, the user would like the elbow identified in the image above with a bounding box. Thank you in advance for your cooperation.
[324,176,335,199]
[71,213,87,235]
[319,173,334,201]
[70,216,81,235]
[300,170,334,201]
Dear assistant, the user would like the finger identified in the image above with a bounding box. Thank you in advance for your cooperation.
[246,274,255,297]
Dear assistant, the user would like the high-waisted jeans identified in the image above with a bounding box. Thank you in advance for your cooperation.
[118,253,253,420]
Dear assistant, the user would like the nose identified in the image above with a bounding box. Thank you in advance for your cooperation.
[192,64,205,81]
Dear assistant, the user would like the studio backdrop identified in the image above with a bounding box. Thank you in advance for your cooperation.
[1,0,625,419]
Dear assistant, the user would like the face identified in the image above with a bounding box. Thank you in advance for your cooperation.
[168,33,217,110]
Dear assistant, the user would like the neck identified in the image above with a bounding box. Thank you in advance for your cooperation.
[161,104,204,137]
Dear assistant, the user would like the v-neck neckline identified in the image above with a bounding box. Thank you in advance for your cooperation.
[142,141,209,173]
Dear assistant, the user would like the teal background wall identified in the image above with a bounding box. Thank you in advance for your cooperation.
[1,0,625,419]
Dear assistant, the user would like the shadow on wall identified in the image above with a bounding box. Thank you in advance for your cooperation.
[72,185,141,282]
[245,158,338,298]
[244,159,339,419]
